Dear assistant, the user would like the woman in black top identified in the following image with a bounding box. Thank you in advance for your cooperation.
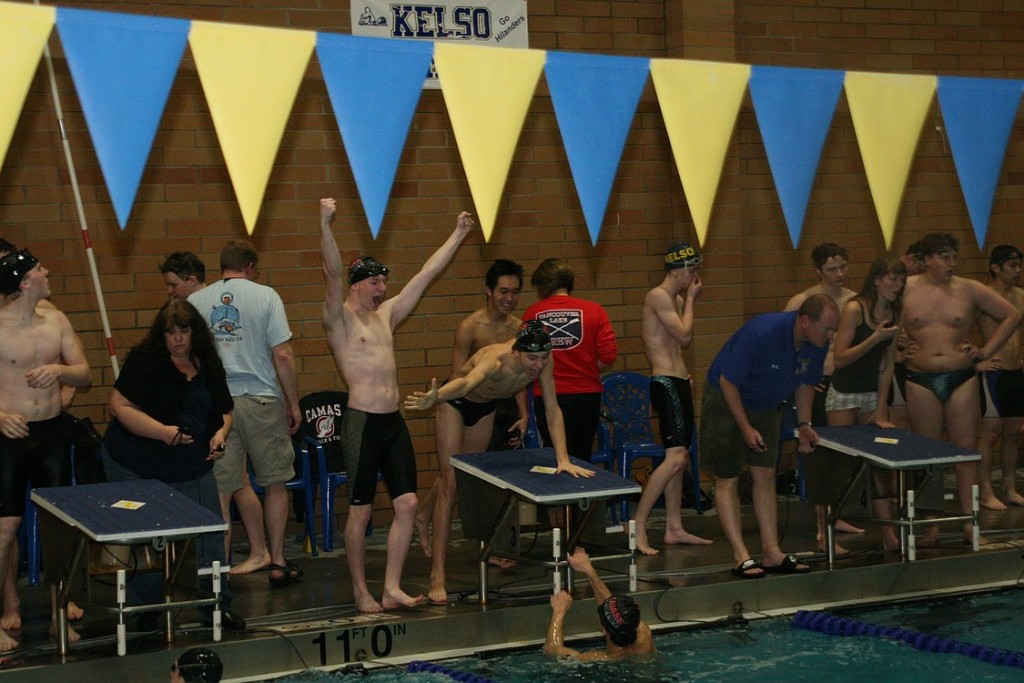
[101,299,243,630]
[824,255,908,554]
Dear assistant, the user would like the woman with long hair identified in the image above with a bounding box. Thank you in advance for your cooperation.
[822,255,907,554]
[101,298,243,630]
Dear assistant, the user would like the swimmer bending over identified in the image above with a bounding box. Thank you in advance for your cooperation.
[405,321,595,604]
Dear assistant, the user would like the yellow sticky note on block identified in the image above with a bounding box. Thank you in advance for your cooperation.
[874,437,899,445]
[112,500,146,510]
[530,466,557,475]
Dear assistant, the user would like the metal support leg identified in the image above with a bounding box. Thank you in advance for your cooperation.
[563,505,573,592]
[826,504,836,571]
[56,536,88,660]
[478,542,489,607]
[971,484,980,551]
[628,519,637,592]
[211,560,222,642]
[163,542,174,643]
[907,489,917,562]
[552,527,562,594]
[116,569,127,656]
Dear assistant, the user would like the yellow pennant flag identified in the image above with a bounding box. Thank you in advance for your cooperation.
[0,2,55,172]
[650,59,750,246]
[189,22,315,234]
[845,71,937,250]
[434,43,545,242]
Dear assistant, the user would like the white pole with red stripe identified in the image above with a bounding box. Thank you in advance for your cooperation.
[39,4,119,378]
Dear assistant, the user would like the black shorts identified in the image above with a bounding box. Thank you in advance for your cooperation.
[534,392,601,462]
[339,409,417,506]
[0,415,70,517]
[650,375,694,449]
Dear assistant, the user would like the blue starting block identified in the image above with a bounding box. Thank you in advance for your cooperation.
[451,448,640,604]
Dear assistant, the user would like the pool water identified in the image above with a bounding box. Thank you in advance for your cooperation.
[276,589,1024,682]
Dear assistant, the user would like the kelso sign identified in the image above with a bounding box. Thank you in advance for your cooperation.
[352,1,529,85]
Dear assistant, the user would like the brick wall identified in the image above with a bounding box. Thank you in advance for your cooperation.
[2,1,1022,523]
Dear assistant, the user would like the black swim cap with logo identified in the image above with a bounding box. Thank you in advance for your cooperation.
[597,594,640,647]
[990,244,1023,267]
[513,320,552,353]
[348,256,389,285]
[0,249,39,295]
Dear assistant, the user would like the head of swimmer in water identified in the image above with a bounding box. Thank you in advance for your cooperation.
[597,595,640,648]
[347,256,389,311]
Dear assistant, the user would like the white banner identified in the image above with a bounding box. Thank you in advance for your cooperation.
[352,1,529,86]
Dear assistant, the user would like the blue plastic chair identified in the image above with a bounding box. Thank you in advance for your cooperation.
[298,433,350,553]
[600,372,703,521]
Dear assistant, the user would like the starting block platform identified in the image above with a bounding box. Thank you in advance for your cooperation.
[807,425,981,568]
[451,448,640,604]
[32,480,228,658]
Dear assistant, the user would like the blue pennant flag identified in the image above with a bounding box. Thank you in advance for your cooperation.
[749,66,844,248]
[316,34,433,238]
[545,52,649,245]
[56,8,189,229]
[937,76,1024,249]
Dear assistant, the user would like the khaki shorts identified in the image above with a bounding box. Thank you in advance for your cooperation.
[699,384,781,479]
[215,394,295,493]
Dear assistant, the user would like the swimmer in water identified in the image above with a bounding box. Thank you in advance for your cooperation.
[543,547,655,659]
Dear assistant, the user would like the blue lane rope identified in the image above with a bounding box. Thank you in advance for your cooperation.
[792,609,1024,669]
[407,660,497,682]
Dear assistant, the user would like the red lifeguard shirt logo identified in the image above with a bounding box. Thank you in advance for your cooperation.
[532,309,583,350]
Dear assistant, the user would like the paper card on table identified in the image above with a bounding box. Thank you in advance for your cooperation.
[530,466,557,475]
[112,500,146,510]
[874,437,899,445]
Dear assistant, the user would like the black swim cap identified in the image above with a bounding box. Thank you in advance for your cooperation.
[0,249,39,295]
[990,244,1023,267]
[664,241,701,270]
[348,256,389,285]
[173,647,223,683]
[513,320,552,353]
[597,595,640,647]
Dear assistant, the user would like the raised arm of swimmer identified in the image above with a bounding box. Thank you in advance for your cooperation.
[387,211,476,325]
[319,198,345,327]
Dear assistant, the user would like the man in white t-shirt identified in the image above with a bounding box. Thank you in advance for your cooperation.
[189,240,302,587]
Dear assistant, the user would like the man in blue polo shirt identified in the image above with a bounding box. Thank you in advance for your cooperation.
[700,294,838,578]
